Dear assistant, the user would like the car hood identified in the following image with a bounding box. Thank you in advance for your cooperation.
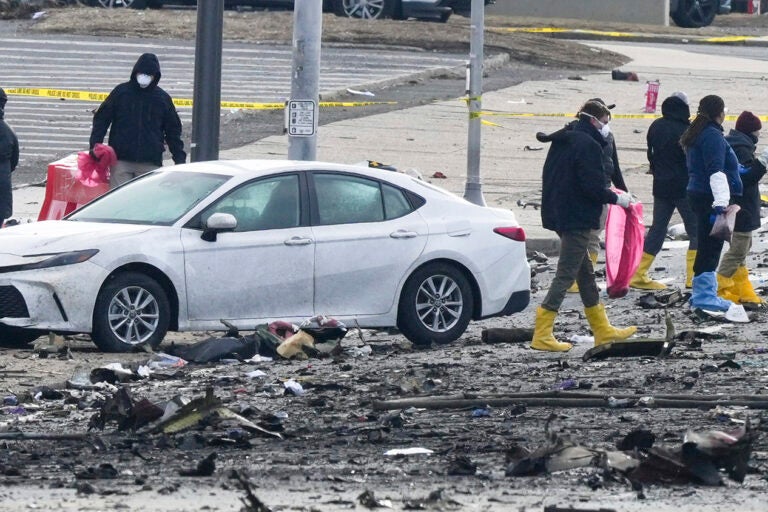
[0,221,155,260]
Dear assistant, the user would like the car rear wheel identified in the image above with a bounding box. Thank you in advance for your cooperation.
[92,272,169,353]
[397,262,474,347]
[0,326,44,348]
[332,0,396,19]
[671,0,718,28]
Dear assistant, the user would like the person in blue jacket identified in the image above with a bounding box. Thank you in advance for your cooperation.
[680,95,743,311]
[89,53,186,188]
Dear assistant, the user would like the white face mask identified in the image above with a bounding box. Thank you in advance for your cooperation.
[136,74,153,88]
[599,123,611,139]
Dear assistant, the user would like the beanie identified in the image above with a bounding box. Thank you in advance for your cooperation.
[670,91,689,106]
[0,87,6,108]
[735,111,762,134]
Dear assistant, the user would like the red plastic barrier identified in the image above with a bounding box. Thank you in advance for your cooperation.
[37,154,110,221]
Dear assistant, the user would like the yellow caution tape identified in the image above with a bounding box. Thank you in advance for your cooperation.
[491,26,757,43]
[477,111,768,122]
[4,87,396,110]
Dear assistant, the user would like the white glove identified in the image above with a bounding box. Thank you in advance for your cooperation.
[615,191,631,209]
[757,146,768,167]
[709,171,730,209]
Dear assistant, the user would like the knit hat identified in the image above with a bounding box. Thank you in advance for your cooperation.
[0,88,6,109]
[735,111,762,134]
[588,97,616,110]
[670,91,689,106]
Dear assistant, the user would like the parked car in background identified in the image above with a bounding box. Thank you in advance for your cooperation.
[0,160,530,352]
[88,0,491,21]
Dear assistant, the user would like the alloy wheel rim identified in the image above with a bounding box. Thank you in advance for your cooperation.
[342,0,387,19]
[415,274,463,333]
[107,285,160,345]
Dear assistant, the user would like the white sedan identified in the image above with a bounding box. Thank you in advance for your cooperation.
[0,160,530,352]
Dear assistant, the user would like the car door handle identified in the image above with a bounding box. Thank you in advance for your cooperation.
[284,236,313,246]
[390,230,418,239]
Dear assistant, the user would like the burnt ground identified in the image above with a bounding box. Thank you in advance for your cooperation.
[1,7,768,512]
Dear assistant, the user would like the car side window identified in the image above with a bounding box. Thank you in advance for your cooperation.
[202,175,300,231]
[314,174,385,225]
[382,183,413,220]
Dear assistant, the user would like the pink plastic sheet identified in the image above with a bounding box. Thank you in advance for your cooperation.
[605,199,645,299]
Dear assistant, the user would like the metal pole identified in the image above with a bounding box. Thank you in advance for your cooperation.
[463,0,485,206]
[190,0,224,162]
[287,0,323,161]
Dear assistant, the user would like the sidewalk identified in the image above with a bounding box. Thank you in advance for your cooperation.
[14,39,768,256]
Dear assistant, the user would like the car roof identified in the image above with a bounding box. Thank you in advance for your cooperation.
[164,159,449,194]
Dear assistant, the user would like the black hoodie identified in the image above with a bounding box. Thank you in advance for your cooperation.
[725,128,766,232]
[646,96,690,199]
[537,116,620,233]
[89,53,186,166]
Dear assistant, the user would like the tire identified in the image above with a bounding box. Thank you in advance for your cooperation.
[397,262,474,347]
[671,0,718,28]
[0,326,44,348]
[92,272,169,353]
[332,0,396,19]
[97,0,147,8]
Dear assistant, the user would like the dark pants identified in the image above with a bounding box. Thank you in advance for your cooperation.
[688,191,724,275]
[644,195,698,255]
[542,230,600,311]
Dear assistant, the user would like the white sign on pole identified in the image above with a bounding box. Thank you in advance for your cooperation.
[287,100,316,136]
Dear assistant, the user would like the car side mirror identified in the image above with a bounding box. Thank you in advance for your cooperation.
[201,212,237,242]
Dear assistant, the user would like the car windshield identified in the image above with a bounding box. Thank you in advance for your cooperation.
[68,171,230,225]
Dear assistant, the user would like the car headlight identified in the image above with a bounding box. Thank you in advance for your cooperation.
[0,249,99,274]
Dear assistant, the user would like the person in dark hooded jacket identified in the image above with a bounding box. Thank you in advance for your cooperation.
[716,111,767,305]
[0,87,19,228]
[630,92,698,290]
[530,100,636,353]
[89,53,186,188]
[566,97,628,294]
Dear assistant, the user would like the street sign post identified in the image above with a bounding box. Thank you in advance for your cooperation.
[287,100,316,136]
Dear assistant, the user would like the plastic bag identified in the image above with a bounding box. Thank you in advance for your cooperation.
[709,204,741,243]
[75,143,117,187]
[605,198,645,299]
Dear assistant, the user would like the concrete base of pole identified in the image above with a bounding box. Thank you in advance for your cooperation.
[463,182,486,206]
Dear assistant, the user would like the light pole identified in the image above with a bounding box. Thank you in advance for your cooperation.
[463,0,486,206]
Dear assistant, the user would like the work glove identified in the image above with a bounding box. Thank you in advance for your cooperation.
[709,171,729,209]
[615,191,631,209]
[757,146,768,168]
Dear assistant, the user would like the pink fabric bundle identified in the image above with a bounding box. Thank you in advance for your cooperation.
[605,200,645,299]
[75,143,116,187]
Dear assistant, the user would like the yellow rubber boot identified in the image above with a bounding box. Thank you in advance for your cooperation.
[629,252,667,290]
[733,266,763,304]
[584,303,637,347]
[530,307,572,352]
[716,273,740,303]
[685,250,696,288]
[567,252,598,293]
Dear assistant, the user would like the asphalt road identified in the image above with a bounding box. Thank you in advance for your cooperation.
[0,31,466,180]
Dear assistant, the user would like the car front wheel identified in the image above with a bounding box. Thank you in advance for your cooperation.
[332,0,396,19]
[397,262,474,347]
[0,325,44,348]
[92,272,169,353]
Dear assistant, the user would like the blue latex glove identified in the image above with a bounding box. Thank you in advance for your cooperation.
[709,205,726,224]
